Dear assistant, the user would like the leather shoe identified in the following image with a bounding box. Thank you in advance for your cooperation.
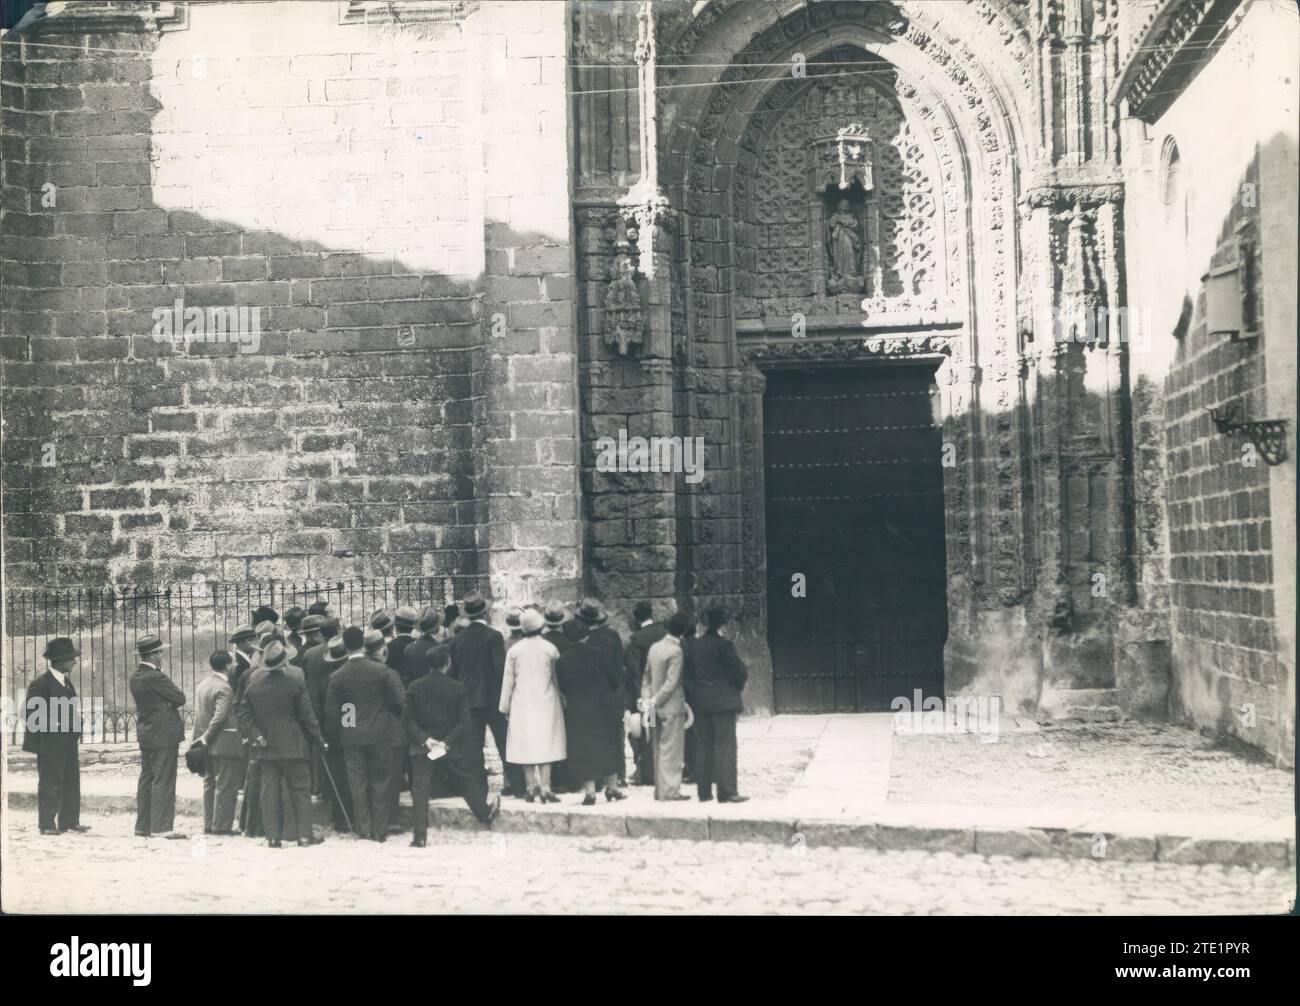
[267,839,282,848]
[40,828,59,835]
[61,825,91,832]
[410,837,427,848]
[660,794,691,801]
[718,794,750,803]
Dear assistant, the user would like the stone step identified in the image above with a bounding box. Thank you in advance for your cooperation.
[1039,688,1123,722]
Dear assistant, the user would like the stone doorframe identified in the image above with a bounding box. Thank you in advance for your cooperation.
[582,0,1136,716]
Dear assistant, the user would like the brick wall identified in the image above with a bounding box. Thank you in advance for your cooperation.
[1,1,576,605]
[1120,1,1297,763]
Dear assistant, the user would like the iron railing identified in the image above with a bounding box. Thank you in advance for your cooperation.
[3,578,453,744]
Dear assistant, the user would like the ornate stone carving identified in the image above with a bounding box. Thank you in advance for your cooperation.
[13,1,190,33]
[739,334,953,366]
[339,1,475,25]
[602,251,644,356]
[1111,0,1244,122]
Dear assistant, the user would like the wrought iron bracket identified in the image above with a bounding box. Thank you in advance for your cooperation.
[1207,402,1290,465]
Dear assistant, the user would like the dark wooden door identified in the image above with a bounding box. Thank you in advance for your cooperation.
[764,364,947,713]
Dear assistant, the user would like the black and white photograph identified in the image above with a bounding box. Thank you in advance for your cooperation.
[0,0,1296,943]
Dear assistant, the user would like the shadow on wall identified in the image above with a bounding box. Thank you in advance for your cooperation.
[1,25,575,606]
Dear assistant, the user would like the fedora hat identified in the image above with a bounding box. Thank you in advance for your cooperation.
[255,619,276,641]
[417,606,441,632]
[394,605,419,630]
[261,640,289,671]
[520,608,545,635]
[300,614,326,634]
[324,637,348,663]
[369,609,395,634]
[504,608,522,630]
[43,637,80,662]
[461,592,488,618]
[542,601,567,627]
[136,635,168,657]
[573,597,607,625]
[363,627,386,652]
[230,624,256,644]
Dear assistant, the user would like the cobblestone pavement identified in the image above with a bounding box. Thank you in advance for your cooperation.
[889,722,1295,818]
[3,811,1293,915]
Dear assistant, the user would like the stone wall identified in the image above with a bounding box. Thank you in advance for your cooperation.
[1119,0,1297,764]
[1,0,577,606]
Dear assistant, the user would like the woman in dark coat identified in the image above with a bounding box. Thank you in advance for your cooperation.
[555,619,626,805]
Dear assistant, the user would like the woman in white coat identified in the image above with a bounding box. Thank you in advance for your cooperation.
[499,607,566,802]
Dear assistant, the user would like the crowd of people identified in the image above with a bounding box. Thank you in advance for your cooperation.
[23,593,751,849]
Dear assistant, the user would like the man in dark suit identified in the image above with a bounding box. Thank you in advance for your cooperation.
[684,605,749,803]
[193,651,243,834]
[316,635,354,831]
[623,602,666,786]
[401,606,441,685]
[574,598,627,785]
[325,626,404,841]
[229,625,258,696]
[298,615,332,797]
[130,635,187,839]
[23,637,88,835]
[387,605,418,682]
[447,593,525,798]
[238,640,326,848]
[284,606,306,656]
[404,645,501,846]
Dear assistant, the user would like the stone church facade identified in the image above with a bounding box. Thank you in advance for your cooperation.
[1,1,1294,762]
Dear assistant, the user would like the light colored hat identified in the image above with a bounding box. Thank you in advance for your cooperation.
[261,641,289,671]
[520,608,545,635]
[542,601,567,627]
[394,605,419,629]
[363,627,385,652]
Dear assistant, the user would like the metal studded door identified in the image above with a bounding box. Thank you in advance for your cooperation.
[763,363,947,713]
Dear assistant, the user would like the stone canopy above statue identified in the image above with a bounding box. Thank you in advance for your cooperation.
[732,50,958,326]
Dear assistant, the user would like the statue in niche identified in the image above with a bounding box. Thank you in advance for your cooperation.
[826,198,864,294]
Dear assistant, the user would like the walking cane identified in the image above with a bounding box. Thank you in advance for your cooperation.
[317,744,358,839]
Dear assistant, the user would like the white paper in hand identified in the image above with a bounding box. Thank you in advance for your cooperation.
[426,740,448,761]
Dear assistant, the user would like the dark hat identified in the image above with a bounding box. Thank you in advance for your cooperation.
[260,640,289,671]
[43,637,79,662]
[184,740,207,776]
[230,624,256,644]
[363,627,386,652]
[251,604,279,626]
[209,651,233,671]
[136,635,168,656]
[632,601,654,623]
[705,604,731,631]
[284,606,306,630]
[562,619,589,643]
[324,637,348,663]
[417,606,441,632]
[461,593,488,618]
[307,600,331,616]
[505,609,522,630]
[369,609,395,634]
[300,614,326,634]
[442,604,460,628]
[542,601,567,627]
[320,618,340,639]
[394,605,419,630]
[573,597,607,626]
[341,626,366,652]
